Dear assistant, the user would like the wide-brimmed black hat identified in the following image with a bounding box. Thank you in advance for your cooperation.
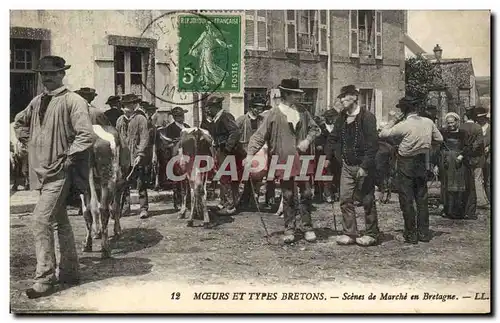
[121,93,142,104]
[140,101,158,110]
[396,95,420,109]
[106,95,121,105]
[250,96,267,107]
[278,78,304,93]
[32,55,71,72]
[323,108,339,118]
[337,85,359,99]
[475,106,488,117]
[171,106,189,115]
[206,95,224,107]
[75,87,97,97]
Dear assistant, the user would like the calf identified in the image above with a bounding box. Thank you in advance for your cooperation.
[375,139,397,203]
[174,127,215,228]
[82,125,129,258]
[10,123,29,191]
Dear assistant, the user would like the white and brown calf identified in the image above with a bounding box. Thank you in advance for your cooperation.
[175,127,215,228]
[81,125,128,258]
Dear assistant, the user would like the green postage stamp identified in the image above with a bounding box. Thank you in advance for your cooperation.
[178,14,241,93]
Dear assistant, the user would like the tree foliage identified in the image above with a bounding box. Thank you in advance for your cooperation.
[405,54,440,101]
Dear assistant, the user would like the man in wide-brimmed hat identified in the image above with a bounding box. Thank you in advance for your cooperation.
[379,95,443,243]
[236,95,267,211]
[115,93,150,219]
[324,84,380,246]
[474,106,491,202]
[163,106,191,210]
[460,106,488,215]
[139,101,159,188]
[75,87,110,126]
[104,95,123,127]
[246,78,320,243]
[14,55,94,298]
[203,95,244,215]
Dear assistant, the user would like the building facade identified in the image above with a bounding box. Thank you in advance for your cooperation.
[10,10,406,126]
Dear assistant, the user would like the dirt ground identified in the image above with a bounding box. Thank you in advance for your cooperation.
[10,189,491,313]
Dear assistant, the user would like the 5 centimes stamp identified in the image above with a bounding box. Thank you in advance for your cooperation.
[178,14,242,93]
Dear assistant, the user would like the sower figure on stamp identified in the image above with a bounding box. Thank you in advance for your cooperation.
[104,95,123,128]
[379,96,443,243]
[204,95,244,216]
[164,106,192,211]
[236,95,266,211]
[325,85,380,247]
[460,107,485,219]
[116,94,150,219]
[246,78,320,244]
[14,56,94,299]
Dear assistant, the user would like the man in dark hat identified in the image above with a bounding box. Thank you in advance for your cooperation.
[474,106,491,202]
[104,95,123,127]
[236,95,266,210]
[379,95,443,243]
[163,106,191,210]
[204,95,244,215]
[325,85,380,246]
[14,56,94,298]
[116,93,150,219]
[140,101,159,188]
[75,87,110,127]
[246,78,320,243]
[460,107,486,218]
[315,108,340,203]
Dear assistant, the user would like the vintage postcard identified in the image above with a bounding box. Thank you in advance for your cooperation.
[9,9,491,314]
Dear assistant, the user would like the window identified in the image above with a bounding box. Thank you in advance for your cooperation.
[245,10,268,50]
[244,88,268,114]
[297,10,316,52]
[359,89,374,111]
[114,46,149,96]
[10,39,39,71]
[349,10,382,59]
[318,10,328,55]
[285,10,297,52]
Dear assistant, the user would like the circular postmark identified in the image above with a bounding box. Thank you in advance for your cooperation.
[139,10,233,106]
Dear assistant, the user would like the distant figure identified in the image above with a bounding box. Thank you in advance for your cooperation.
[104,95,123,127]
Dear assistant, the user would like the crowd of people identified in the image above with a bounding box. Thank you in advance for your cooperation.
[12,55,491,299]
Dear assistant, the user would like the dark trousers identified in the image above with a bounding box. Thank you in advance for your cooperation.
[339,161,379,238]
[127,165,149,211]
[396,154,430,240]
[483,161,491,202]
[282,178,313,234]
[239,179,260,209]
[265,180,276,204]
[173,179,191,209]
[464,165,476,218]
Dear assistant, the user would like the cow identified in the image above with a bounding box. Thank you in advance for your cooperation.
[81,124,129,258]
[10,122,29,191]
[174,127,215,228]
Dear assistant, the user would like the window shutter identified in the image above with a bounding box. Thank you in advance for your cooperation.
[349,10,359,57]
[257,10,267,50]
[375,10,383,59]
[318,10,328,55]
[285,10,297,52]
[245,11,255,49]
[375,89,383,126]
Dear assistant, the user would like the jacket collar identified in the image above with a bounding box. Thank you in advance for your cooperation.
[44,85,68,96]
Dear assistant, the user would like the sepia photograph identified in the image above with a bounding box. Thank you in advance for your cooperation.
[7,7,491,314]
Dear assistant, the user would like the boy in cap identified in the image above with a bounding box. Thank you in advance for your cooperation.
[246,78,320,243]
[163,106,191,210]
[104,95,123,127]
[204,95,244,215]
[325,85,380,246]
[116,93,150,219]
[236,95,266,210]
[14,56,94,298]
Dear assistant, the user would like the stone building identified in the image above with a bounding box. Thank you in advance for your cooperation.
[10,10,406,126]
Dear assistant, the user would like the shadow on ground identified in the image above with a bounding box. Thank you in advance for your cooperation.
[111,228,163,255]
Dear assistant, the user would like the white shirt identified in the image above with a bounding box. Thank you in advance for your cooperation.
[175,121,185,129]
[326,123,334,133]
[482,123,489,136]
[278,102,300,128]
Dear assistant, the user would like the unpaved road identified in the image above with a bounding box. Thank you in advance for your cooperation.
[10,193,491,313]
